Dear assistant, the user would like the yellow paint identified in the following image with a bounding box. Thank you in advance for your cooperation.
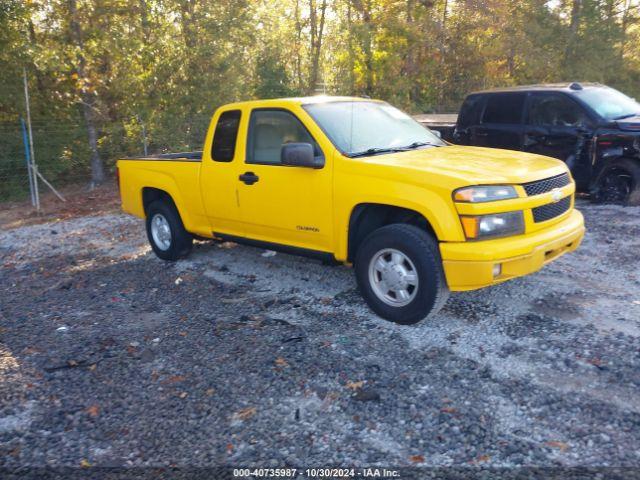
[118,96,585,292]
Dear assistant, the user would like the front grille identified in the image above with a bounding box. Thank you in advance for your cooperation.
[522,173,570,196]
[532,196,571,223]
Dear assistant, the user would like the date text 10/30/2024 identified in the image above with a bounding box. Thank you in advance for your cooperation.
[233,468,400,478]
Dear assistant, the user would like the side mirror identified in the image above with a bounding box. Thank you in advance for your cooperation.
[281,143,324,169]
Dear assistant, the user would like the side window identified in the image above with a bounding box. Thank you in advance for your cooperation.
[211,110,241,162]
[457,95,485,128]
[527,94,587,128]
[247,110,320,165]
[481,93,525,124]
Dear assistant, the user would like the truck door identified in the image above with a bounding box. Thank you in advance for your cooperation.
[473,93,525,150]
[523,92,593,186]
[200,108,246,237]
[236,108,333,252]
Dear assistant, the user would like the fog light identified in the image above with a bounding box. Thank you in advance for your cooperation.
[492,264,502,277]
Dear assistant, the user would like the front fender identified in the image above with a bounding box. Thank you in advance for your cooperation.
[333,179,464,261]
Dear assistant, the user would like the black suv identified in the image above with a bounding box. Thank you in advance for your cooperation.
[452,83,640,204]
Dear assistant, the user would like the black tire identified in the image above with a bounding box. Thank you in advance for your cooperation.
[354,224,449,325]
[593,158,640,206]
[145,199,193,261]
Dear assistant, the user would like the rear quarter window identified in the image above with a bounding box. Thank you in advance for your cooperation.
[211,110,241,162]
[481,93,526,124]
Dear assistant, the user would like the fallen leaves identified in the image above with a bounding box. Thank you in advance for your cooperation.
[85,404,100,417]
[274,357,289,367]
[80,459,91,468]
[161,375,186,385]
[233,407,257,421]
[205,388,215,396]
[441,406,458,414]
[545,441,569,452]
[409,454,424,463]
[345,380,364,391]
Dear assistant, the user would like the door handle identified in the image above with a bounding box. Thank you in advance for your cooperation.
[524,129,548,148]
[239,171,259,185]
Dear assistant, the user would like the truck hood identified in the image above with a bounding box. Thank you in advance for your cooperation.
[359,145,568,185]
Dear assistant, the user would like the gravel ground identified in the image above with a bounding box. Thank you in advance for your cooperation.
[1,200,640,476]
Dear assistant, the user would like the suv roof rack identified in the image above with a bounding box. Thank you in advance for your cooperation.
[569,82,583,90]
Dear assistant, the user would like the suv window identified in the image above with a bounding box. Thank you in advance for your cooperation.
[481,93,525,124]
[247,109,320,165]
[528,93,588,127]
[211,110,241,162]
[457,95,485,128]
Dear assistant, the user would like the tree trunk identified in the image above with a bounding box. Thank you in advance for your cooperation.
[620,0,632,60]
[295,0,304,92]
[564,0,583,68]
[68,0,104,187]
[308,0,327,94]
[361,0,374,96]
[438,0,449,108]
[27,18,48,115]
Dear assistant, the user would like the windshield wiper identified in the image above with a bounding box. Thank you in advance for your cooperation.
[349,147,407,158]
[401,141,441,149]
[613,112,640,120]
[348,142,442,158]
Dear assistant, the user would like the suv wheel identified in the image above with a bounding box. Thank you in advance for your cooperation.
[594,158,640,206]
[355,224,449,324]
[146,199,193,261]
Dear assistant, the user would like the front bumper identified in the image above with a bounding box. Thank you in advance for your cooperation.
[440,209,585,291]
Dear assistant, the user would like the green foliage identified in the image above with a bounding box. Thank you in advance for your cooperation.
[0,0,639,199]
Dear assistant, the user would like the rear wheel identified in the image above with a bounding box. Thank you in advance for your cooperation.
[146,199,193,261]
[355,224,449,324]
[594,158,640,206]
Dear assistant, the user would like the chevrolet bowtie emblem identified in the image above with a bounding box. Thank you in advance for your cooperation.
[551,188,562,202]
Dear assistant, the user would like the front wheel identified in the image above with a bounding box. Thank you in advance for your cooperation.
[146,199,193,261]
[593,158,640,206]
[355,224,449,324]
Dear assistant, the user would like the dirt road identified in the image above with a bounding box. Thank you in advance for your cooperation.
[1,200,640,473]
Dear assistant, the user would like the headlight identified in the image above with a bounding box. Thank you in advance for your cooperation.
[460,211,524,240]
[454,185,518,202]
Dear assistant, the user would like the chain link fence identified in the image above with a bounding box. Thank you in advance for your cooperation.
[0,114,212,204]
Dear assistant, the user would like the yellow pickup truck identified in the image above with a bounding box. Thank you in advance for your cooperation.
[117,96,585,324]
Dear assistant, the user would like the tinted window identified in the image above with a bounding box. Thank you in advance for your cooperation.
[481,93,525,124]
[247,110,320,165]
[527,94,587,127]
[457,95,485,128]
[211,110,241,162]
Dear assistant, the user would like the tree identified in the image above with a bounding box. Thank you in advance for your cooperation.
[67,0,104,186]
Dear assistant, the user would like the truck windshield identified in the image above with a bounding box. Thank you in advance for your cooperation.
[303,101,446,157]
[577,87,640,120]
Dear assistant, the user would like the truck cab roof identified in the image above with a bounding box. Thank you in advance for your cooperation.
[220,96,380,110]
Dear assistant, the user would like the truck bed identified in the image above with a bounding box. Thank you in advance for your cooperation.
[121,151,203,161]
[414,114,458,142]
[117,151,210,236]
